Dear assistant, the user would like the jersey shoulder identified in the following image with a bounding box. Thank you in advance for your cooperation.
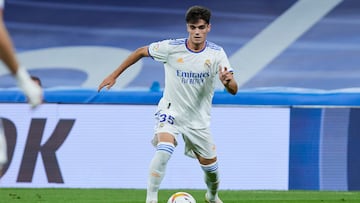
[168,38,186,46]
[206,41,223,51]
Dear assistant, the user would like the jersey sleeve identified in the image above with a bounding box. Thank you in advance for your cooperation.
[216,48,233,73]
[148,40,170,63]
[0,0,4,8]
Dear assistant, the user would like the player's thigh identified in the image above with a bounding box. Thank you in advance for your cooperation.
[195,153,217,165]
[153,120,180,146]
[156,132,176,143]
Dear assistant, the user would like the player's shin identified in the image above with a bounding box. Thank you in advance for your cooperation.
[201,161,220,200]
[146,142,175,202]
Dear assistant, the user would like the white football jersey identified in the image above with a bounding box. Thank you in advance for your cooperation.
[0,0,4,8]
[148,38,233,129]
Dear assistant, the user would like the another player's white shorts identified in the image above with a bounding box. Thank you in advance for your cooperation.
[152,110,217,159]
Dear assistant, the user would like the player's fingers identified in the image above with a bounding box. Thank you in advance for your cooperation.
[106,82,114,90]
[97,84,104,92]
[218,65,223,72]
[98,81,108,92]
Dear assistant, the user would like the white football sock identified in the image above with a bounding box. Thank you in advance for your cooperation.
[201,161,220,200]
[146,142,174,202]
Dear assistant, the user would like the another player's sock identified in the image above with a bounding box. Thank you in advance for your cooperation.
[201,161,220,200]
[146,142,174,202]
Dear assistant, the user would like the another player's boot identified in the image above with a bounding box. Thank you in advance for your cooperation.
[205,192,223,203]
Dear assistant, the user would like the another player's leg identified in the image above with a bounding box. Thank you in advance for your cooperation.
[0,119,7,176]
[146,133,175,203]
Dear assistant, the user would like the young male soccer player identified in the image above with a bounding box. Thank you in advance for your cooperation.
[0,0,43,175]
[98,5,238,203]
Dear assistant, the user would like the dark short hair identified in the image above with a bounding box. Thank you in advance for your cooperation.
[185,5,211,24]
[31,75,42,87]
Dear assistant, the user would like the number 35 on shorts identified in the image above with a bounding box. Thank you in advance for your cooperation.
[155,111,175,125]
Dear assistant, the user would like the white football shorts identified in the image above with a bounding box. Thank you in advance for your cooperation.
[152,109,217,159]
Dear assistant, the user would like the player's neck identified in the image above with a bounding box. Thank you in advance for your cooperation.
[187,40,206,52]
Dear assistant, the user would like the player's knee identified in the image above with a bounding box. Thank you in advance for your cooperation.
[156,132,176,145]
[198,156,217,165]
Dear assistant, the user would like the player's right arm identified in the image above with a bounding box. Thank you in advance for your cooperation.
[98,46,149,91]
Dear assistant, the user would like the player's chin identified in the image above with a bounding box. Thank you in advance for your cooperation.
[192,37,203,43]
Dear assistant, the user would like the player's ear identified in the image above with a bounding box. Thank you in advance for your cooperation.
[207,23,211,32]
[186,23,191,33]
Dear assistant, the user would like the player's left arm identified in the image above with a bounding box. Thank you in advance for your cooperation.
[219,66,238,95]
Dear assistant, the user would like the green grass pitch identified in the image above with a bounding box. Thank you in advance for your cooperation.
[0,188,359,202]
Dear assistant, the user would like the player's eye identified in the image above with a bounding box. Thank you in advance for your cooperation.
[198,25,206,30]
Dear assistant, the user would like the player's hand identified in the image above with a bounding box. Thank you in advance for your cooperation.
[23,81,43,108]
[98,76,116,92]
[218,66,233,86]
[15,67,43,108]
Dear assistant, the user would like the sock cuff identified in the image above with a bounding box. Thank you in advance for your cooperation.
[201,161,219,173]
[156,142,175,155]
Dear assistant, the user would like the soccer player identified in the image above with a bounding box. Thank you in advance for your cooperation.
[98,5,238,203]
[0,0,43,175]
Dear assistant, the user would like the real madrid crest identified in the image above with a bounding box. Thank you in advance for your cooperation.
[204,59,211,68]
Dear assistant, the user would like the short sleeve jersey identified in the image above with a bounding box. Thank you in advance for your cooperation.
[0,0,4,8]
[148,38,233,129]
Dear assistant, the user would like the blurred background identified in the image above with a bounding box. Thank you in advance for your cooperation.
[1,0,360,191]
[0,0,359,90]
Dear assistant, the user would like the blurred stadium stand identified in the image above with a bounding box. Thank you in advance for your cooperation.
[0,0,359,90]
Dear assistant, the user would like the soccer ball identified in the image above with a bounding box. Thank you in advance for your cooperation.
[167,192,196,203]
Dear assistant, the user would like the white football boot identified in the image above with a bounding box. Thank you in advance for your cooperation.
[205,192,223,203]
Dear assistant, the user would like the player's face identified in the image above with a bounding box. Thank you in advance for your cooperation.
[187,19,211,49]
